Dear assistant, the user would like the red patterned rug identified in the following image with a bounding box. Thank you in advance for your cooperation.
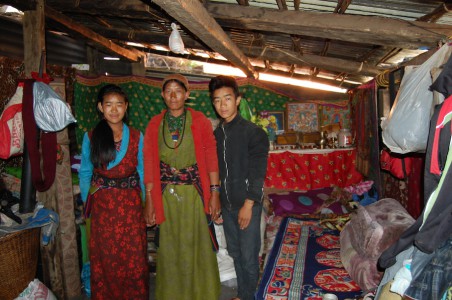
[256,217,362,300]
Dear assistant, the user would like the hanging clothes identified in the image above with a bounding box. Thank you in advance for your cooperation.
[379,98,452,268]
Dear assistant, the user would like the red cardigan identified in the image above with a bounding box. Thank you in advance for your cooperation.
[143,108,219,224]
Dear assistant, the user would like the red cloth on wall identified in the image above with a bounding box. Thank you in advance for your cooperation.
[382,155,424,219]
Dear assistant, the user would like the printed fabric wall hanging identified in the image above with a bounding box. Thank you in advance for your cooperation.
[286,102,319,132]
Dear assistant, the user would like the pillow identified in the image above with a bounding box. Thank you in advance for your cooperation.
[347,198,415,259]
[340,225,384,291]
[340,198,415,291]
[269,187,345,216]
[33,81,76,132]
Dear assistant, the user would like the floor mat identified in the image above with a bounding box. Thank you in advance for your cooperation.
[256,217,362,300]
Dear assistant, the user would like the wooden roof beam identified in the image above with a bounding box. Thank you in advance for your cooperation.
[320,40,330,56]
[236,0,249,5]
[276,0,288,10]
[152,0,257,78]
[291,35,302,54]
[44,5,144,61]
[418,2,452,23]
[81,26,207,49]
[74,24,378,77]
[44,0,149,11]
[242,45,381,76]
[206,3,452,49]
[334,0,352,14]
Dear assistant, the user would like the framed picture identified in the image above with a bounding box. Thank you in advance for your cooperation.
[268,111,285,135]
[260,110,285,135]
[286,102,319,132]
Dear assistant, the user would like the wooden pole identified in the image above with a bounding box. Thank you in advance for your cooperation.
[20,0,45,213]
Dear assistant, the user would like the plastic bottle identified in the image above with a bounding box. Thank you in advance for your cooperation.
[390,259,412,296]
[338,128,352,147]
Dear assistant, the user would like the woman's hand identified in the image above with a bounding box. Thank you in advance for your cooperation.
[144,194,156,226]
[238,199,254,230]
[209,191,221,221]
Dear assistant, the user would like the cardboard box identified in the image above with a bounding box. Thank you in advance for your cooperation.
[298,131,321,144]
[276,132,297,145]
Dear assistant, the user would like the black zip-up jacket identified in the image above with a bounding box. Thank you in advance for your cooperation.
[214,114,269,210]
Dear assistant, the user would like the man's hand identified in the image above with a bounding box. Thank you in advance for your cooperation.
[238,199,254,230]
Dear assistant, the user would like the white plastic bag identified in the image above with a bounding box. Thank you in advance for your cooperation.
[15,279,57,300]
[169,23,185,54]
[33,81,77,132]
[381,43,452,153]
[214,224,236,282]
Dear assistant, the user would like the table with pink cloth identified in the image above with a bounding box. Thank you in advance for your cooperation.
[265,148,363,190]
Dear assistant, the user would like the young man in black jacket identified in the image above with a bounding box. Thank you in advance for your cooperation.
[209,75,269,300]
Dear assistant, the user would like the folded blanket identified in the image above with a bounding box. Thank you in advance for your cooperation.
[0,207,59,245]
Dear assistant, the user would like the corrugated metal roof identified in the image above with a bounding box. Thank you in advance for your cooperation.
[2,0,451,89]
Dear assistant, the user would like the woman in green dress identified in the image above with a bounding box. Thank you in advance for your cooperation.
[143,74,222,299]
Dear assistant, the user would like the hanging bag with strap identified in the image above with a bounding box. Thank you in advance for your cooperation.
[0,82,25,159]
[380,149,412,179]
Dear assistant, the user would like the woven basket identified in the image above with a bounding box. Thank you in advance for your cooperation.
[0,227,40,300]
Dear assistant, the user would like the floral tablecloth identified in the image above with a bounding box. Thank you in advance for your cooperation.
[265,148,363,190]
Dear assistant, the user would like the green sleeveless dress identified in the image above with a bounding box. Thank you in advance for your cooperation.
[155,111,221,300]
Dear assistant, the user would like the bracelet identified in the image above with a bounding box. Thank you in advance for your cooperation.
[210,184,221,192]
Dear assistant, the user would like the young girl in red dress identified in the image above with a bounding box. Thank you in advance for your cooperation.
[79,84,149,299]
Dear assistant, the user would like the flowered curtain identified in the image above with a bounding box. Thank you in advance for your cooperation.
[350,80,382,194]
[74,75,349,152]
[74,75,290,150]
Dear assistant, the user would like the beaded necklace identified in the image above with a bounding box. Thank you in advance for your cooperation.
[163,110,186,149]
[114,140,121,151]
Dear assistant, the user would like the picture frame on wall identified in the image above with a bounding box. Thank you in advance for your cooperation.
[286,102,319,132]
[266,111,285,135]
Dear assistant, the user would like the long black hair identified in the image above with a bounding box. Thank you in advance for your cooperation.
[90,84,128,168]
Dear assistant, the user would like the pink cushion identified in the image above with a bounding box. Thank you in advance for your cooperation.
[340,198,415,291]
[348,198,414,259]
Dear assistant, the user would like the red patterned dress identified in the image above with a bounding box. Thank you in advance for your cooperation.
[89,128,149,299]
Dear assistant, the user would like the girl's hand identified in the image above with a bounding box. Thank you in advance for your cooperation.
[144,194,156,226]
[209,192,221,221]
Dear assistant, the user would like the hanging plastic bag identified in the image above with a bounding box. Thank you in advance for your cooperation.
[33,81,76,132]
[0,82,25,159]
[169,23,185,54]
[381,43,452,153]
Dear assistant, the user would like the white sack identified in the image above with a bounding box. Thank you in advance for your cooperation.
[33,81,76,132]
[169,23,185,54]
[215,223,237,282]
[15,278,57,300]
[381,44,452,153]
